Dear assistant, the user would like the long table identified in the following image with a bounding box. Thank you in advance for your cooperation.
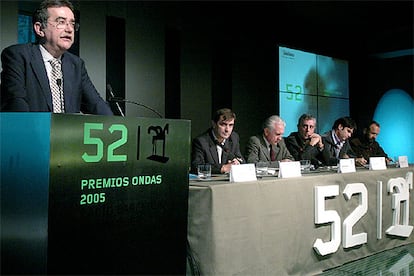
[187,166,414,275]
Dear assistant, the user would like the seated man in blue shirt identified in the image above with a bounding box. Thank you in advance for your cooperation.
[321,116,366,166]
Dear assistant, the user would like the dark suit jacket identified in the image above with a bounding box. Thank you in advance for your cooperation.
[321,130,357,166]
[285,131,330,167]
[350,136,389,161]
[1,43,113,115]
[191,129,245,174]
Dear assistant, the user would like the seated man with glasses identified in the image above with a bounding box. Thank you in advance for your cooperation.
[0,0,113,115]
[285,113,330,168]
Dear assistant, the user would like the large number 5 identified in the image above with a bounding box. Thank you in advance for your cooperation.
[313,185,340,256]
[82,123,104,162]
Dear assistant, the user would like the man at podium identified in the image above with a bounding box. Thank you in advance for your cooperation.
[0,0,113,115]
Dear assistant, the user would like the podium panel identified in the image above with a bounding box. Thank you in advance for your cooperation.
[1,113,191,275]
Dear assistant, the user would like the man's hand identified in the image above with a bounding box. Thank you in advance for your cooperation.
[309,133,324,149]
[355,157,368,166]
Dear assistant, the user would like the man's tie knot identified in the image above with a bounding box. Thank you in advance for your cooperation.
[50,58,61,70]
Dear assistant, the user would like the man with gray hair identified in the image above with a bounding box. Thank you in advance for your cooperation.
[285,113,329,168]
[245,115,294,166]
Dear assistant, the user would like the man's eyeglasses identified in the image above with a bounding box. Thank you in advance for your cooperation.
[48,18,80,31]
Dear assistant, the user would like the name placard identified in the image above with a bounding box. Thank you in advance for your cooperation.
[399,156,409,168]
[278,161,301,178]
[369,157,387,170]
[338,158,356,173]
[230,163,257,182]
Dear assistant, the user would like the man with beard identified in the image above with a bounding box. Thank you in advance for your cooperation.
[350,120,392,165]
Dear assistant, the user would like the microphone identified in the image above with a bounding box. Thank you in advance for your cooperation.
[220,142,244,163]
[106,84,125,117]
[107,84,162,118]
[56,79,64,112]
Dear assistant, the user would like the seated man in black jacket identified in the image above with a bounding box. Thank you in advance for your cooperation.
[191,108,245,174]
[350,120,392,164]
[285,114,329,168]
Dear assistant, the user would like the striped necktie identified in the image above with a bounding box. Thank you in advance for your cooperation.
[49,58,64,113]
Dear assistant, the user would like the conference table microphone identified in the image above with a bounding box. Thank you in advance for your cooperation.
[106,84,163,118]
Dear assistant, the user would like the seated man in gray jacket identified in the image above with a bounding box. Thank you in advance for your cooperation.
[245,115,294,167]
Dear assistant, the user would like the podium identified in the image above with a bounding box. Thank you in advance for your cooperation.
[1,113,191,275]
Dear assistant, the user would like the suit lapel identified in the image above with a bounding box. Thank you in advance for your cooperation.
[207,131,220,164]
[221,139,231,163]
[30,45,53,111]
[274,142,282,160]
[259,136,271,161]
[61,54,73,111]
[208,141,220,164]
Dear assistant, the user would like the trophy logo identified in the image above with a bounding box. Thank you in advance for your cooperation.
[147,124,169,163]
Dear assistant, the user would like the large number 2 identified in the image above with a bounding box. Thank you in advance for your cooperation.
[82,123,128,162]
[342,183,368,248]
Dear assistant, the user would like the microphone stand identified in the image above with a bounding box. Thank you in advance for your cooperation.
[112,99,125,117]
[107,84,162,118]
[110,98,163,118]
[106,84,125,117]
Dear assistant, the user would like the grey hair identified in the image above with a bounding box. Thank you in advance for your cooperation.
[263,115,286,130]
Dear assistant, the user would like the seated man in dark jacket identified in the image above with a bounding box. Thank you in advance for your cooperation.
[321,116,366,166]
[350,120,392,164]
[285,114,329,168]
[191,108,245,174]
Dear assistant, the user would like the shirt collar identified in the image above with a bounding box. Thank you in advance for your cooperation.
[211,129,226,146]
[39,45,61,63]
[332,130,344,146]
